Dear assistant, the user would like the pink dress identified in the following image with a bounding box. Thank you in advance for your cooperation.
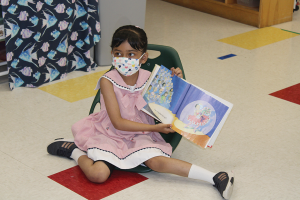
[72,69,172,169]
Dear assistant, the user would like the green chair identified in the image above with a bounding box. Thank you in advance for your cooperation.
[89,44,185,173]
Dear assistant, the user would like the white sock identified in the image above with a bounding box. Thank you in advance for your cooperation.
[188,164,216,185]
[70,148,87,164]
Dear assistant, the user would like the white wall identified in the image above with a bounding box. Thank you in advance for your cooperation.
[95,0,147,66]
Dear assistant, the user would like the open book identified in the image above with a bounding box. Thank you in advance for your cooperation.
[141,64,233,148]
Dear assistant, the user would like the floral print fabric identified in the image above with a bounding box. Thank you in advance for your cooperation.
[1,0,101,90]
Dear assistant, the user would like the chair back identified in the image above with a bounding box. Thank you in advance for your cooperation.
[142,44,185,79]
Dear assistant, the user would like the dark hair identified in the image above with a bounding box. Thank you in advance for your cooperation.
[111,25,148,53]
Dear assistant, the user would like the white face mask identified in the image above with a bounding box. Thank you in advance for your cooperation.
[112,53,145,76]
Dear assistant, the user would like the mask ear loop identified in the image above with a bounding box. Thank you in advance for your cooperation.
[139,53,145,60]
[138,53,146,65]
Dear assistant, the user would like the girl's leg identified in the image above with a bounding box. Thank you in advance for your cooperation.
[47,139,111,183]
[77,155,111,183]
[144,156,215,183]
[145,156,234,199]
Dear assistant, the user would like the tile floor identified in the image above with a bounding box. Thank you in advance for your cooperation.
[1,0,300,199]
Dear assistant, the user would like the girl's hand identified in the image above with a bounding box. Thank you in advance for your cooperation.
[170,67,183,78]
[154,123,175,134]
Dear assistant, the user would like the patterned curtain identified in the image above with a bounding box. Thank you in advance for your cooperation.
[1,0,100,90]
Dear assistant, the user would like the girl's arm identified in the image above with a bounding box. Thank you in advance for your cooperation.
[100,78,174,134]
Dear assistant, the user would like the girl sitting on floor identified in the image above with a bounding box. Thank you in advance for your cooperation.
[47,25,234,200]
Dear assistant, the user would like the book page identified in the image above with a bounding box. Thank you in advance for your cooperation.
[148,103,175,124]
[142,64,160,96]
[141,64,161,120]
[142,65,190,123]
[141,65,233,148]
[141,104,161,121]
[172,84,233,148]
[169,75,191,115]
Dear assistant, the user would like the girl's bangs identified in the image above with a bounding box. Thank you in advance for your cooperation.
[111,29,147,52]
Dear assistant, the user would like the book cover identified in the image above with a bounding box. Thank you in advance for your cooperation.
[142,64,233,148]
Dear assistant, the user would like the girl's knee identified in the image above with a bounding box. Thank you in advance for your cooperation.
[86,167,110,183]
[145,157,165,172]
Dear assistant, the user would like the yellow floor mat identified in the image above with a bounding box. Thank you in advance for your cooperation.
[39,70,108,102]
[218,27,299,50]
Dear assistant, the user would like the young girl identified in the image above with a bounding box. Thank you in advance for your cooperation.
[47,25,234,199]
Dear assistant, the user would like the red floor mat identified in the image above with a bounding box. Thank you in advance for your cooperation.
[269,83,300,105]
[48,166,148,200]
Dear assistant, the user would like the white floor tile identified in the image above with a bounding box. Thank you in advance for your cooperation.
[0,151,84,200]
